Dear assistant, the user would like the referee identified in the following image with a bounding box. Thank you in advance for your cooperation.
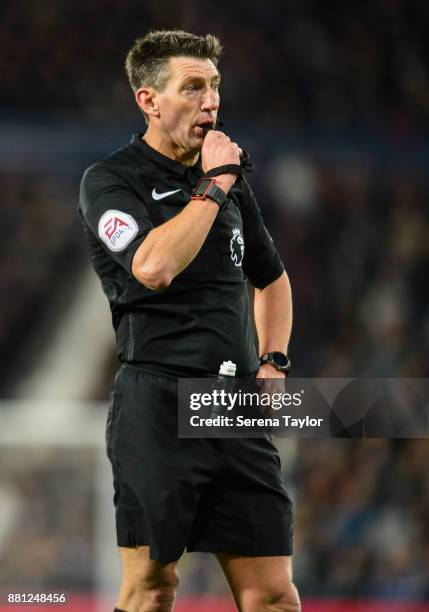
[79,30,300,612]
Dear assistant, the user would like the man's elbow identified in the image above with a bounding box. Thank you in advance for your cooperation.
[131,260,172,291]
[255,270,290,293]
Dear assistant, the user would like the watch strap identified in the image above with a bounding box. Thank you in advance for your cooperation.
[192,178,228,210]
[205,164,243,178]
[206,182,228,208]
[203,151,254,180]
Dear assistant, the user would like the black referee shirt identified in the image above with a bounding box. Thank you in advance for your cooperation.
[78,134,284,377]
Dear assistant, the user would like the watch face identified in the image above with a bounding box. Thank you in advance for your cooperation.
[194,178,213,197]
[272,352,289,367]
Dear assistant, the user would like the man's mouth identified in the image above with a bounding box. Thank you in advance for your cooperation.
[194,121,216,135]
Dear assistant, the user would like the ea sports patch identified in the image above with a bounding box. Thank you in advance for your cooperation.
[98,210,138,252]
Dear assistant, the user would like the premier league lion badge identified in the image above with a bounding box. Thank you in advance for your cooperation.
[230,227,245,267]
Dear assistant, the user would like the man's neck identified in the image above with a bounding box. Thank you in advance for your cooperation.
[143,128,199,167]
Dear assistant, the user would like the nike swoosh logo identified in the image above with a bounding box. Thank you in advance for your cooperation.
[152,188,181,201]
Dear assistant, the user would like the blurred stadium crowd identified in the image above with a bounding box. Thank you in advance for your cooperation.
[0,172,83,390]
[293,439,429,599]
[0,449,94,592]
[2,0,429,130]
[1,0,428,602]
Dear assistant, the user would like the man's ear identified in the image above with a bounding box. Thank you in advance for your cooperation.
[135,87,160,118]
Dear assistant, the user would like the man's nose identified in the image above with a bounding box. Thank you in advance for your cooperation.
[201,89,219,112]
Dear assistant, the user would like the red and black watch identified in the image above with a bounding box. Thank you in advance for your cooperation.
[191,178,227,210]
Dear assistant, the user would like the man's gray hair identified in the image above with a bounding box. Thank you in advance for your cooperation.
[125,29,223,93]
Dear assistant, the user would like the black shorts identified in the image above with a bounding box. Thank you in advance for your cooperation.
[106,364,294,563]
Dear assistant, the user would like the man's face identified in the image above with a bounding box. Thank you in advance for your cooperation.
[153,56,220,155]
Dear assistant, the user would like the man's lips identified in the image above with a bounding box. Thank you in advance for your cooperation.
[193,126,210,138]
[194,121,216,132]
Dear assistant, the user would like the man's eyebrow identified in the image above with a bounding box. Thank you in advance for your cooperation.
[181,73,221,84]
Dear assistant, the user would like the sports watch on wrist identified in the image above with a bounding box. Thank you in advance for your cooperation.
[259,352,292,374]
[191,178,227,209]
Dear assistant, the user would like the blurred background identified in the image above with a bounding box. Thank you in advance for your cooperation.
[1,0,428,610]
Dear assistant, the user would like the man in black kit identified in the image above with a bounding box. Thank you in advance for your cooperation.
[79,30,299,612]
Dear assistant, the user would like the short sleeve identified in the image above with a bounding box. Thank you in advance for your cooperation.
[78,162,153,273]
[240,178,284,289]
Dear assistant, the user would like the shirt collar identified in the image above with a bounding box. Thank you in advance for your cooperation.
[130,133,202,177]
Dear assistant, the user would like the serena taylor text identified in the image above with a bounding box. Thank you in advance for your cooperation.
[189,415,324,428]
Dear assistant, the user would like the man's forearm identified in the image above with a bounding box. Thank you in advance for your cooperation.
[132,198,218,289]
[132,174,235,290]
[254,271,293,355]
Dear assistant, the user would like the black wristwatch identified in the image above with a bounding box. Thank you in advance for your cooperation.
[259,352,292,374]
[191,178,227,210]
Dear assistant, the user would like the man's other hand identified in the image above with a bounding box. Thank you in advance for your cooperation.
[201,130,242,193]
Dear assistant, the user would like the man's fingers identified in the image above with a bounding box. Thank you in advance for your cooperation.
[204,129,225,141]
[254,375,287,416]
[205,131,241,150]
[255,378,265,390]
[202,130,242,171]
[230,142,242,154]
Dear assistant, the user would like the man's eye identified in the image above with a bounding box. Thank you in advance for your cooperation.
[212,83,220,91]
[185,85,199,92]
